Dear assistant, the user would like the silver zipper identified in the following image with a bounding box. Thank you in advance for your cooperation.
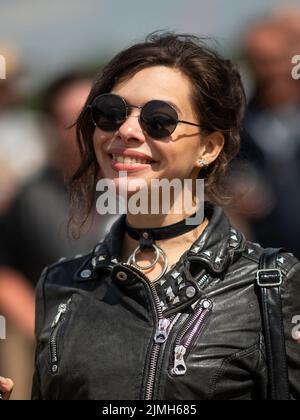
[145,312,182,400]
[49,298,72,374]
[197,273,210,289]
[119,263,181,400]
[171,298,212,376]
[154,318,171,344]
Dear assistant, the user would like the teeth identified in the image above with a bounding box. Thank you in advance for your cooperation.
[111,154,151,165]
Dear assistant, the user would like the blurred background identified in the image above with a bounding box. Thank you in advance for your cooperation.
[0,0,300,400]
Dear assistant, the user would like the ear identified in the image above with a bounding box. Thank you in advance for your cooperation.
[195,131,225,169]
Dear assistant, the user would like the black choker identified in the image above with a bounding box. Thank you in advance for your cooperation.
[125,212,204,282]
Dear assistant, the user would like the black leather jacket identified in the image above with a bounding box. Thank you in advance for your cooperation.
[32,204,300,400]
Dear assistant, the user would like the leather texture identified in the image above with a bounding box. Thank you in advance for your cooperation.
[31,203,300,400]
[257,248,290,400]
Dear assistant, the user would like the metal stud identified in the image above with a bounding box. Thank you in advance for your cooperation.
[116,271,127,281]
[158,278,167,286]
[191,246,201,254]
[159,301,167,311]
[173,296,180,305]
[178,282,186,291]
[203,250,211,257]
[171,271,181,279]
[80,269,92,279]
[166,286,175,300]
[176,276,184,285]
[186,286,196,298]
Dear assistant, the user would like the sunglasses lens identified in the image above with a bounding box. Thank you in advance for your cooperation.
[91,94,126,131]
[141,100,178,139]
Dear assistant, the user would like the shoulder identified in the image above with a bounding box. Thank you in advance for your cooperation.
[36,235,113,291]
[238,238,300,276]
[38,251,98,288]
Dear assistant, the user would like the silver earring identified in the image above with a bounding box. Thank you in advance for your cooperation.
[198,158,208,167]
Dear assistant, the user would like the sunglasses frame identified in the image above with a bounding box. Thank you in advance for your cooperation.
[88,93,201,139]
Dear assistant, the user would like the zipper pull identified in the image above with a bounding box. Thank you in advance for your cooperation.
[154,318,171,344]
[51,302,68,328]
[171,345,187,376]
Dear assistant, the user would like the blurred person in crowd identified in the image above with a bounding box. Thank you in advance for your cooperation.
[0,71,115,315]
[0,72,116,398]
[228,10,300,259]
[0,44,48,400]
[0,44,47,210]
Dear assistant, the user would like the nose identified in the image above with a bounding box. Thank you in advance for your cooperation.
[117,109,146,144]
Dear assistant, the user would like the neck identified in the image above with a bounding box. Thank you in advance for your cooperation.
[125,190,201,229]
[125,211,195,229]
[121,209,209,265]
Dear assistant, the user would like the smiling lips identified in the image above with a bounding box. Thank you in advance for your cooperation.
[108,148,157,171]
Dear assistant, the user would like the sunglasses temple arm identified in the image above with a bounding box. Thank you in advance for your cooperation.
[179,120,202,128]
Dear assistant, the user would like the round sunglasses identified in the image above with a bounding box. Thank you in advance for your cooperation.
[88,93,201,140]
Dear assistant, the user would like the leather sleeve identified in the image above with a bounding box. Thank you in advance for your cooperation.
[31,267,48,400]
[281,259,300,400]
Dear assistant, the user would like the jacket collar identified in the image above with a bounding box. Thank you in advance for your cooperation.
[186,203,246,274]
[79,203,246,316]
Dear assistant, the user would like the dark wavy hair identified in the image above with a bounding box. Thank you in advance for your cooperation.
[69,32,246,229]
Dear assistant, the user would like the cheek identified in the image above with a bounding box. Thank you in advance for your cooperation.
[158,141,199,174]
[93,131,113,158]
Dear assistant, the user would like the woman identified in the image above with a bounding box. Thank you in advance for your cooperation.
[2,33,300,400]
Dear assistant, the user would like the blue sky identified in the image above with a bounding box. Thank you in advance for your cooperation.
[0,0,299,87]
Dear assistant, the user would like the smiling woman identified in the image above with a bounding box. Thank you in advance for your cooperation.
[26,33,300,401]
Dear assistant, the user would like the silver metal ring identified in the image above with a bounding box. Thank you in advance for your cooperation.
[127,244,169,283]
[152,246,169,283]
[131,244,161,270]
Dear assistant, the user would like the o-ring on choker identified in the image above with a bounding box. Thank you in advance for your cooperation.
[125,212,203,283]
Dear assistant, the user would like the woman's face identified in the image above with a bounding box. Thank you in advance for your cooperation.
[93,66,206,196]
